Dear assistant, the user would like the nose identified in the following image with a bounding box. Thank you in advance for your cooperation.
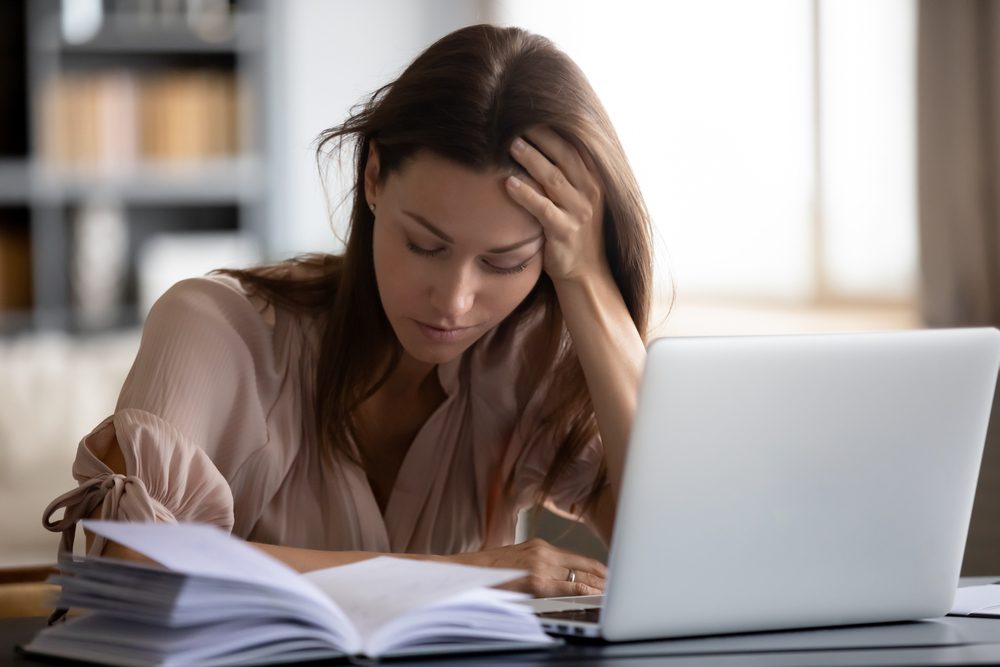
[428,262,477,323]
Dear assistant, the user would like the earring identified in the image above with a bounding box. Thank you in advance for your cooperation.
[369,202,376,213]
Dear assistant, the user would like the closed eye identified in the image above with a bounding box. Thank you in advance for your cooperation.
[483,259,529,275]
[406,242,444,257]
[407,241,537,276]
[483,262,528,274]
[482,248,541,275]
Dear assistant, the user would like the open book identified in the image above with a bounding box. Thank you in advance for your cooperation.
[25,521,557,666]
[950,583,1000,618]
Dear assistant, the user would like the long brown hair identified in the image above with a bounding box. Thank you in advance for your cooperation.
[220,24,654,520]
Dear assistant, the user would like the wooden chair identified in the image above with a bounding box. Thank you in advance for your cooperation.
[0,566,59,618]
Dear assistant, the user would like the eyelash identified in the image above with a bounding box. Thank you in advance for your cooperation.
[406,242,529,275]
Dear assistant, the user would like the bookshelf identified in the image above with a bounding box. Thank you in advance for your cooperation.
[0,0,272,334]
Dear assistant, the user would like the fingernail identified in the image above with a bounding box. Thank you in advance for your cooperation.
[511,137,527,153]
[507,175,521,188]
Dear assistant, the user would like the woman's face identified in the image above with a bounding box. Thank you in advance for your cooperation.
[366,149,545,366]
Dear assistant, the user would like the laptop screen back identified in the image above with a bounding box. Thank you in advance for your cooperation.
[602,328,1000,641]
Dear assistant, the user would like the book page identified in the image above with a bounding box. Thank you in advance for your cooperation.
[82,521,340,617]
[951,584,1000,616]
[304,556,526,642]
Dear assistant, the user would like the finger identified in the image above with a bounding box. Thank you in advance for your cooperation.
[525,539,608,580]
[552,567,605,595]
[542,551,607,594]
[577,142,599,176]
[546,575,603,598]
[509,136,579,208]
[556,551,609,581]
[554,561,605,586]
[563,581,604,597]
[505,175,564,234]
[569,568,606,593]
[523,127,602,218]
[505,575,603,599]
[524,125,603,214]
[522,126,591,190]
[514,539,609,595]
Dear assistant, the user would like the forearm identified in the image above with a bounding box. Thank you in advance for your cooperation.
[553,267,646,533]
[251,542,444,573]
[88,522,441,572]
[85,502,441,572]
[88,526,442,575]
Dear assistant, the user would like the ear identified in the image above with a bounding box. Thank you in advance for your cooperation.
[363,142,380,207]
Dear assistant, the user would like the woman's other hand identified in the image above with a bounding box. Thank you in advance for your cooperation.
[449,538,607,598]
[505,127,607,285]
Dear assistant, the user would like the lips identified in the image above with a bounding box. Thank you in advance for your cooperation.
[413,319,477,343]
[421,321,471,332]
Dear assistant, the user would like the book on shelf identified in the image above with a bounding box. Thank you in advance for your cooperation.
[24,521,558,666]
[39,69,239,171]
[141,70,239,161]
[0,219,31,312]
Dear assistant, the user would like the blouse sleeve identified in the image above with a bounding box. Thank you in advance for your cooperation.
[42,276,272,556]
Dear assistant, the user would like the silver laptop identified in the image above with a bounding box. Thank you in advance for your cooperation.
[528,328,1000,641]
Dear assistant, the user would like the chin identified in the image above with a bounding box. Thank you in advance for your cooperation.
[404,347,462,365]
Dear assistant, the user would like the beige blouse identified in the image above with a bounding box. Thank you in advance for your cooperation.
[43,274,606,557]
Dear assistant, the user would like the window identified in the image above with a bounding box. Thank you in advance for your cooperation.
[494,0,917,310]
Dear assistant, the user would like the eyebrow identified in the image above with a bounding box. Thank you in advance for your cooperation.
[401,209,543,254]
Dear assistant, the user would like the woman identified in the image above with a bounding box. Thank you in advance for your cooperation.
[43,24,652,599]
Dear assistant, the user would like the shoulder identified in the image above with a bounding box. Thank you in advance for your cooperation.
[152,273,261,317]
[137,274,280,374]
[148,271,296,336]
[151,273,247,312]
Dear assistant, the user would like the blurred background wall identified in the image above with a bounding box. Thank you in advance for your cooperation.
[0,0,996,574]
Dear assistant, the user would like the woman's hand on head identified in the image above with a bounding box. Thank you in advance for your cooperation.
[505,127,608,285]
[448,538,607,598]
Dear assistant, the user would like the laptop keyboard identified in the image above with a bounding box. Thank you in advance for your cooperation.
[537,607,601,623]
